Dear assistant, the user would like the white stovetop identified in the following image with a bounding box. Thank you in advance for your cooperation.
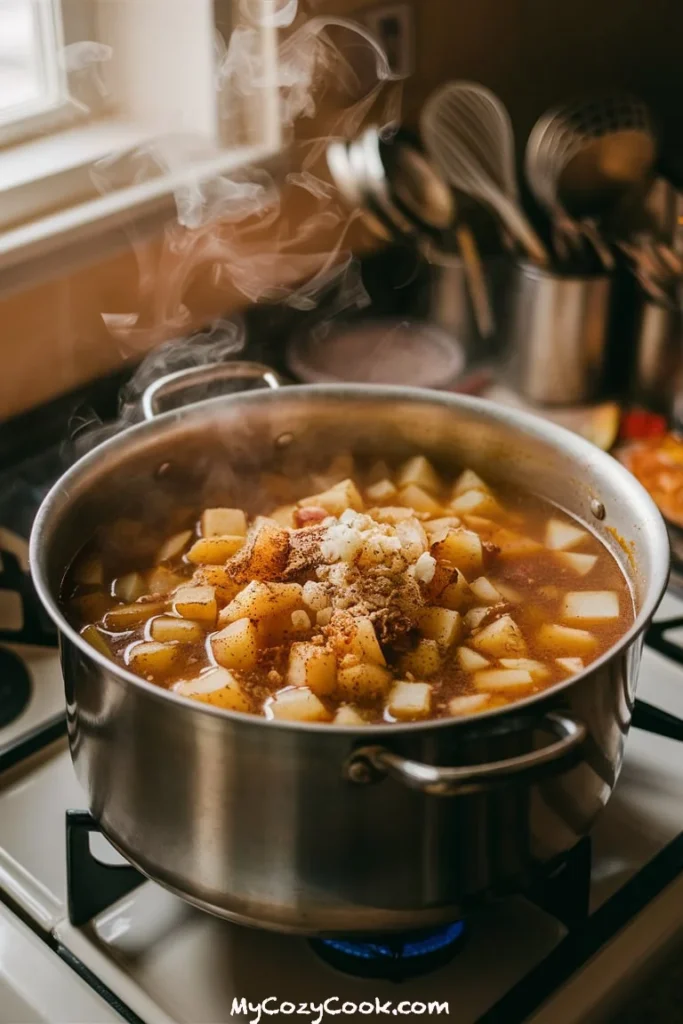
[2,594,683,1024]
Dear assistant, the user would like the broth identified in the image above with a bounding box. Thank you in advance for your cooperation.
[62,455,634,725]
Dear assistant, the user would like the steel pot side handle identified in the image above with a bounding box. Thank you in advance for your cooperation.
[142,361,284,421]
[345,711,587,796]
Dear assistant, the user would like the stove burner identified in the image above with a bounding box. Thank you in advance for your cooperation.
[310,921,466,980]
[0,647,31,728]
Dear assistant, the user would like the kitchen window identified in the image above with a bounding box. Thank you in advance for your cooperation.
[0,0,282,269]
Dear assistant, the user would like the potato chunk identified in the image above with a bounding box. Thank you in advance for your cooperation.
[112,572,146,603]
[299,479,364,516]
[200,508,247,538]
[545,518,587,551]
[464,607,491,630]
[227,519,290,582]
[556,552,598,576]
[157,529,193,563]
[287,643,337,696]
[556,657,585,675]
[439,571,472,611]
[174,667,249,712]
[431,528,483,578]
[270,687,331,723]
[424,516,461,540]
[474,668,534,691]
[450,489,502,518]
[398,484,442,516]
[537,623,598,656]
[457,646,490,671]
[469,577,503,605]
[366,479,397,503]
[334,705,366,726]
[187,536,245,565]
[449,693,489,715]
[127,641,180,676]
[388,681,432,720]
[452,469,489,498]
[499,658,550,682]
[418,607,462,648]
[148,566,188,596]
[472,614,527,657]
[401,639,441,678]
[337,663,393,699]
[173,585,217,624]
[151,616,204,643]
[561,591,620,625]
[191,566,241,603]
[330,615,386,666]
[491,529,542,559]
[270,504,297,528]
[219,581,303,625]
[74,556,104,586]
[211,618,259,671]
[396,456,441,494]
[104,600,166,631]
[81,624,111,658]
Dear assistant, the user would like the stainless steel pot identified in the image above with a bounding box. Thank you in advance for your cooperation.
[30,363,669,935]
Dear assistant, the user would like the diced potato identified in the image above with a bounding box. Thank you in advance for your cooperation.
[174,667,249,712]
[418,607,462,648]
[396,456,441,494]
[472,614,527,657]
[470,577,503,605]
[492,529,543,559]
[330,615,386,666]
[449,693,490,715]
[431,529,483,578]
[337,663,393,699]
[474,668,534,690]
[396,518,429,560]
[187,536,245,565]
[561,591,619,625]
[493,581,522,604]
[537,623,598,656]
[556,657,585,675]
[452,469,489,498]
[200,508,247,538]
[104,600,166,631]
[112,572,146,603]
[148,566,188,595]
[334,705,366,726]
[398,484,442,516]
[450,489,502,518]
[462,515,498,536]
[291,610,312,631]
[211,617,259,671]
[545,518,587,551]
[80,624,111,658]
[401,639,441,678]
[539,585,561,601]
[227,519,291,582]
[457,646,490,671]
[439,571,472,611]
[366,479,398,503]
[499,658,550,682]
[371,506,419,524]
[366,459,392,485]
[287,643,337,696]
[321,453,356,487]
[424,516,461,540]
[270,504,298,528]
[151,616,204,643]
[72,592,113,623]
[127,641,180,676]
[556,552,598,576]
[316,608,333,627]
[299,479,364,516]
[270,687,332,723]
[157,530,194,563]
[191,566,241,603]
[464,607,491,630]
[219,581,303,625]
[388,681,432,720]
[74,556,103,586]
[173,585,217,624]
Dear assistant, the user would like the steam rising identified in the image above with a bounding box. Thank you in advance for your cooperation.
[89,0,404,354]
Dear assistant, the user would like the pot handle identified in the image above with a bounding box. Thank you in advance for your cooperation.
[344,711,587,796]
[141,361,283,421]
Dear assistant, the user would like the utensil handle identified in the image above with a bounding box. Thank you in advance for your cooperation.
[344,711,586,796]
[141,362,283,421]
[580,219,615,272]
[493,194,550,267]
[455,225,495,339]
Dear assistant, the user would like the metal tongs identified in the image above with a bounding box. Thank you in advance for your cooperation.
[327,127,495,340]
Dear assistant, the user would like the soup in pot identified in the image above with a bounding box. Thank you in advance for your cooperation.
[63,455,633,725]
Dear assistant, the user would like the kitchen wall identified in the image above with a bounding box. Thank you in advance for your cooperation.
[2,0,682,421]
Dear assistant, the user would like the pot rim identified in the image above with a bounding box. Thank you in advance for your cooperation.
[30,383,671,736]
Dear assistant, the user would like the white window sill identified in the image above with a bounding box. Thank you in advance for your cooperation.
[0,121,283,286]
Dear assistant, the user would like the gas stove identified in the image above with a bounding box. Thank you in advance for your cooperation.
[5,379,683,1023]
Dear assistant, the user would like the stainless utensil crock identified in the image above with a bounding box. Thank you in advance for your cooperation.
[30,365,669,935]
